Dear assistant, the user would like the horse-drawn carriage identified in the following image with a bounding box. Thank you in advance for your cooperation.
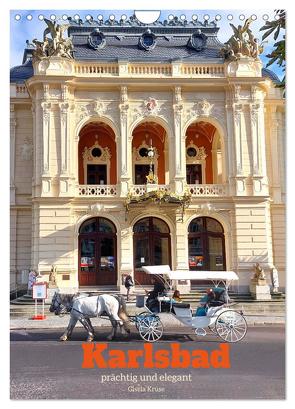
[50,266,247,344]
[132,266,247,343]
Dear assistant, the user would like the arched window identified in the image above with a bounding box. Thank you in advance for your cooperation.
[188,217,225,271]
[79,217,117,286]
[133,217,171,284]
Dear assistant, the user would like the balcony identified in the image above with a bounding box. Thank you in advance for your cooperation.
[187,184,228,197]
[77,185,117,197]
[76,184,228,198]
[130,185,170,196]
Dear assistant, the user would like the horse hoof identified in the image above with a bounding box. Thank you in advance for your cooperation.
[106,335,113,341]
[59,335,68,342]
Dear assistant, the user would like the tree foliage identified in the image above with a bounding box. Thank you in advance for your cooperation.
[260,10,285,90]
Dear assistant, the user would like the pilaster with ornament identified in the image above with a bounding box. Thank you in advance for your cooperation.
[119,86,130,197]
[31,101,37,196]
[173,86,186,195]
[10,104,16,204]
[232,99,247,195]
[267,106,282,203]
[59,100,72,195]
[40,101,52,195]
[249,86,269,196]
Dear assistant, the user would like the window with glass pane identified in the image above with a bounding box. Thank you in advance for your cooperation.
[154,237,169,265]
[206,218,223,233]
[188,218,204,233]
[208,236,224,270]
[79,219,96,234]
[188,237,204,269]
[100,237,115,271]
[133,218,150,233]
[80,238,96,272]
[99,218,115,233]
[135,236,150,268]
[152,218,170,233]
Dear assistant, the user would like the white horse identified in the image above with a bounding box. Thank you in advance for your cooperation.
[49,292,130,342]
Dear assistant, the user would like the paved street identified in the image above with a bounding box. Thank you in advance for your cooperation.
[10,325,285,399]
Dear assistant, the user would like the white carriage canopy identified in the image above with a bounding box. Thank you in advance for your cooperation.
[141,265,239,287]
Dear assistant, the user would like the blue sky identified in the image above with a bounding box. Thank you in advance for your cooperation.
[10,9,284,79]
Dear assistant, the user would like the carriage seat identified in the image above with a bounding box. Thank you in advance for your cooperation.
[171,303,191,314]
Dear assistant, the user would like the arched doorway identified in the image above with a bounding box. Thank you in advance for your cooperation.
[78,122,117,185]
[133,217,171,284]
[78,217,117,286]
[185,121,225,185]
[132,121,169,185]
[188,217,226,271]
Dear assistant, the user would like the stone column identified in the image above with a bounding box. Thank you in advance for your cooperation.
[173,86,186,194]
[119,86,131,197]
[10,104,16,204]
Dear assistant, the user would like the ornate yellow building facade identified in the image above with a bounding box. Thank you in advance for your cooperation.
[10,16,285,293]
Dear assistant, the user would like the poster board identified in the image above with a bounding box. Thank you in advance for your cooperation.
[32,282,47,300]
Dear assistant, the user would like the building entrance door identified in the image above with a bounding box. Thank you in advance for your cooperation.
[78,217,117,286]
[133,217,171,285]
[188,217,225,285]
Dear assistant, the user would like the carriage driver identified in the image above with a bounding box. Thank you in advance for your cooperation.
[145,276,168,312]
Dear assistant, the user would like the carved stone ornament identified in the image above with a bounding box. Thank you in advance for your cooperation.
[220,18,264,61]
[144,97,159,115]
[199,203,216,214]
[186,142,207,160]
[250,103,260,124]
[197,99,214,117]
[88,203,105,215]
[174,86,182,104]
[233,104,243,124]
[20,138,33,161]
[32,18,73,62]
[121,86,128,103]
[76,100,106,122]
[82,141,111,162]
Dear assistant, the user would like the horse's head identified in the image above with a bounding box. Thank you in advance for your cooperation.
[49,292,70,316]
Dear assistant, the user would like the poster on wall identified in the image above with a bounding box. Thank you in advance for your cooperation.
[9,4,286,402]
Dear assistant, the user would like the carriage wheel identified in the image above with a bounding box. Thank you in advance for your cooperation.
[135,311,151,330]
[215,310,247,343]
[138,315,164,342]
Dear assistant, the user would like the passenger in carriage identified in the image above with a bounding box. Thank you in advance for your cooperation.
[194,287,230,316]
[172,290,182,303]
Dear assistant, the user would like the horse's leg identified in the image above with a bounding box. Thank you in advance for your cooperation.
[85,318,95,337]
[106,317,117,341]
[59,314,78,342]
[118,310,131,335]
[78,314,95,342]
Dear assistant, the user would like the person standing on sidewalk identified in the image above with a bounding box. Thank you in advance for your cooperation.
[124,275,134,301]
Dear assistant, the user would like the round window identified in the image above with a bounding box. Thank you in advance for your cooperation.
[187,147,197,157]
[139,147,149,157]
[92,147,102,157]
[143,35,154,47]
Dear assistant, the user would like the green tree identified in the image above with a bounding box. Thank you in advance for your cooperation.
[260,10,285,90]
